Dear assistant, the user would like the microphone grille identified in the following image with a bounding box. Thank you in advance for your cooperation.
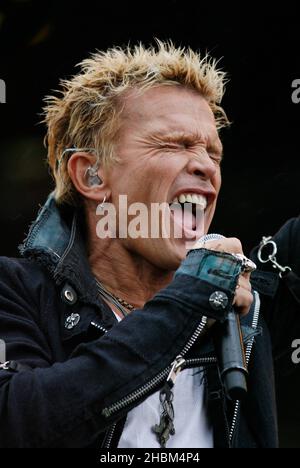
[199,233,225,244]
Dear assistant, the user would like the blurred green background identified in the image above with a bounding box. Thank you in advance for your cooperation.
[0,0,299,447]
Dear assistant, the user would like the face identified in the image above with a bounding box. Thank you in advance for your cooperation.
[105,85,223,270]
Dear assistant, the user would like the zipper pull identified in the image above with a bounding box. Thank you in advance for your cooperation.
[153,355,185,447]
[166,355,186,388]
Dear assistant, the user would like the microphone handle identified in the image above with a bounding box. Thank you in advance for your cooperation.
[196,233,248,399]
[213,309,248,401]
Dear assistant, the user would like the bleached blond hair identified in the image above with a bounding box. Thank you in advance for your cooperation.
[43,40,230,205]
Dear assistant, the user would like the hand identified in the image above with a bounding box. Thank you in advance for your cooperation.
[190,237,254,317]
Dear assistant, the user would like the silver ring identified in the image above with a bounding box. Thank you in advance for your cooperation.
[233,253,257,273]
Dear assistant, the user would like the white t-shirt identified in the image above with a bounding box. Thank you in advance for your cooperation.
[113,311,214,448]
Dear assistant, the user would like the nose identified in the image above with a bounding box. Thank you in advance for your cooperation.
[186,152,217,180]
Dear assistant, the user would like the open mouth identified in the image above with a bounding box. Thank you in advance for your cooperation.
[168,192,207,240]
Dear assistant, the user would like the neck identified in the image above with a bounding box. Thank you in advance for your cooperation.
[87,218,174,310]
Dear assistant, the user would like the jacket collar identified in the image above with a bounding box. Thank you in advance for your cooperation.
[19,192,100,308]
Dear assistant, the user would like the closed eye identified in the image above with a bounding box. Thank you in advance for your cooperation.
[162,143,185,150]
[209,152,223,165]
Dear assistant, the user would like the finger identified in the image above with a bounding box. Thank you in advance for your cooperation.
[233,289,253,316]
[189,237,244,255]
[237,275,252,293]
[241,271,251,281]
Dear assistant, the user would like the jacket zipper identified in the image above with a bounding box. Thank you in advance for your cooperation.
[94,293,261,448]
[91,320,114,448]
[185,357,217,367]
[103,355,217,448]
[90,321,108,334]
[102,423,117,449]
[229,291,261,444]
[101,316,208,421]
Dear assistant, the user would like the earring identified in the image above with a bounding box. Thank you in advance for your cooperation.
[85,165,102,186]
[98,194,107,212]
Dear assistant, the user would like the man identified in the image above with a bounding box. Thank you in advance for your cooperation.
[0,41,278,448]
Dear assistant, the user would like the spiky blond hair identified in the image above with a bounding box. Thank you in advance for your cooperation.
[43,40,230,205]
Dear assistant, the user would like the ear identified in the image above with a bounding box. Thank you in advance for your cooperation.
[67,152,110,202]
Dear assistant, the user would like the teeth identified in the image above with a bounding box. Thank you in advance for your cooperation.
[171,193,207,209]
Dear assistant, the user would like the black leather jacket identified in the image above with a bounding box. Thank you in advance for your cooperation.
[0,195,298,448]
[250,216,300,378]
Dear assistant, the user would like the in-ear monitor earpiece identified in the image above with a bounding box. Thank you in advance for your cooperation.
[85,165,102,186]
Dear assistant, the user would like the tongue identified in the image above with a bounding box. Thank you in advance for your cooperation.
[171,204,196,236]
[183,207,196,230]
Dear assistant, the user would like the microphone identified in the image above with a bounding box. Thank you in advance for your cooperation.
[197,233,248,401]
